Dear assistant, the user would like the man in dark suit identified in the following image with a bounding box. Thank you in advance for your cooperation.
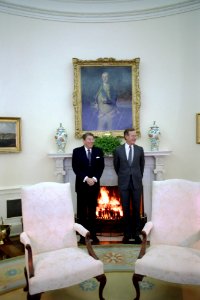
[72,132,105,244]
[113,128,145,244]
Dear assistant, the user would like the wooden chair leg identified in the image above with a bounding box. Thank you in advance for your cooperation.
[96,273,107,300]
[24,267,28,292]
[24,267,42,300]
[132,273,144,300]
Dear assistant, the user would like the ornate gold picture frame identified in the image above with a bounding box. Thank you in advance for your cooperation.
[0,117,21,153]
[196,113,200,144]
[73,57,141,138]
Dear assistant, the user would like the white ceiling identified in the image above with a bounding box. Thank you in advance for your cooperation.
[0,0,200,22]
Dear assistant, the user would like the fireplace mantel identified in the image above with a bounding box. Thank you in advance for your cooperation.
[48,150,172,220]
[48,150,171,181]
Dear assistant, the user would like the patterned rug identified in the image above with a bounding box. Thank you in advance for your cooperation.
[1,245,200,300]
[1,272,200,300]
[0,244,140,295]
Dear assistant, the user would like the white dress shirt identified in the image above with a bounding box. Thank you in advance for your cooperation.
[83,147,97,183]
[125,143,134,162]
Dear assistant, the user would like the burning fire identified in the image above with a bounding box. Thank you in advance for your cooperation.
[96,187,123,220]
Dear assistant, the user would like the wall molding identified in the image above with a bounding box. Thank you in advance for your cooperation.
[0,186,23,236]
[0,0,200,23]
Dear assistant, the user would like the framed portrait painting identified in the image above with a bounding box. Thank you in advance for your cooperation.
[73,57,141,138]
[0,117,21,153]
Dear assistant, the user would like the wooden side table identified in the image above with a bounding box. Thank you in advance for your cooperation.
[0,236,24,260]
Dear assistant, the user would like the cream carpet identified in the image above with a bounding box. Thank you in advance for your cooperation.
[0,244,140,294]
[1,244,200,299]
[1,273,200,300]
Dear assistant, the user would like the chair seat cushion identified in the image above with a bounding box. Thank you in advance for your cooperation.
[135,244,200,285]
[28,247,104,295]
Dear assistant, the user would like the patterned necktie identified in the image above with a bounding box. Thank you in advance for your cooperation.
[128,145,132,166]
[87,149,91,166]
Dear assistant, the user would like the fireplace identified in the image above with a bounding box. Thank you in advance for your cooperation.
[48,150,172,230]
[96,186,124,236]
[96,186,123,220]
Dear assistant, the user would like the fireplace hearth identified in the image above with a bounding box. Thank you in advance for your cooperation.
[96,186,123,236]
[96,219,123,237]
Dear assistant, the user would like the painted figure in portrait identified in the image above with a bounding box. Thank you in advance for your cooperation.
[81,66,133,131]
[94,71,119,130]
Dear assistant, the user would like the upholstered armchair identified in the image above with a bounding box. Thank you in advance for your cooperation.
[133,179,200,300]
[20,182,106,300]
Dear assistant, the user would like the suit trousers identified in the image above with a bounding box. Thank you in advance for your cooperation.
[119,176,142,238]
[76,184,100,238]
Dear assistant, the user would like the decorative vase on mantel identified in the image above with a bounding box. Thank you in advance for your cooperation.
[55,123,67,153]
[148,121,161,151]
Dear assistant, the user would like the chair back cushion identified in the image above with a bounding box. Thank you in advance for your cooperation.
[150,179,200,249]
[21,182,77,254]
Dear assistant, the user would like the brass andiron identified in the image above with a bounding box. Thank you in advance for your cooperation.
[0,217,11,245]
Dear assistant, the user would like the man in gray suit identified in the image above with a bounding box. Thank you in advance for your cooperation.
[113,128,145,244]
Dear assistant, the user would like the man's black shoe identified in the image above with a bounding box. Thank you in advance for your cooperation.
[122,236,129,244]
[79,237,86,245]
[134,236,142,244]
[92,236,100,243]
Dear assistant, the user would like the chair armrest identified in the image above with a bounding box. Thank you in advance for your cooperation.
[142,221,153,236]
[20,232,34,278]
[73,223,89,237]
[73,223,99,260]
[85,232,100,260]
[20,231,31,245]
[138,221,153,259]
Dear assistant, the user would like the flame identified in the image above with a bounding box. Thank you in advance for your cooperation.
[96,186,123,220]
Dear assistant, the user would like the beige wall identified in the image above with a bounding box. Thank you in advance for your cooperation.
[0,9,200,187]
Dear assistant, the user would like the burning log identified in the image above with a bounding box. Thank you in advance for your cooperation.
[96,187,123,220]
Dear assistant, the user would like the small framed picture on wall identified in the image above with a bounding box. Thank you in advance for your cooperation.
[0,117,21,153]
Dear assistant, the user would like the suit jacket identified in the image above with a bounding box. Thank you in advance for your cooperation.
[72,146,104,192]
[113,144,145,190]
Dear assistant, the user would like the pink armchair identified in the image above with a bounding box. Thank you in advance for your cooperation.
[20,182,106,300]
[133,179,200,299]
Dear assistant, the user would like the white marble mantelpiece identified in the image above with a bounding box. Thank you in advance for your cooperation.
[48,151,171,181]
[48,150,172,220]
[144,150,172,181]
